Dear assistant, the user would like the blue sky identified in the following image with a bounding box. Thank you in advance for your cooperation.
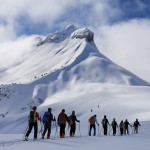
[109,0,150,20]
[0,0,150,82]
[0,0,149,36]
[18,0,150,35]
[19,0,150,35]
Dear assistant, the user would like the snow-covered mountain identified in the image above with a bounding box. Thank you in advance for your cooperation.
[0,25,150,134]
[0,24,149,86]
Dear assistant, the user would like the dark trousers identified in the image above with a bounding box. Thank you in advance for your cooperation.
[70,123,76,136]
[25,122,38,139]
[112,127,116,135]
[42,122,51,138]
[120,128,123,135]
[124,127,129,135]
[134,126,138,134]
[89,124,96,136]
[103,125,107,135]
[60,123,66,136]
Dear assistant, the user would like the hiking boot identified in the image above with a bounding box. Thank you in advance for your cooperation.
[24,136,28,141]
[42,134,44,139]
[60,134,65,138]
[34,138,37,141]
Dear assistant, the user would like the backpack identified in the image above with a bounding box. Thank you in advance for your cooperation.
[120,122,124,128]
[29,111,36,123]
[102,118,108,126]
[58,112,66,124]
[68,115,77,125]
[68,115,73,125]
[133,121,138,127]
[42,112,53,123]
[112,121,117,127]
[89,116,95,124]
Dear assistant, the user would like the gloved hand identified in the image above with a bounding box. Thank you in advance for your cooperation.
[53,116,56,121]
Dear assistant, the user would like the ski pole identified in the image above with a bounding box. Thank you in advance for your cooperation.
[98,125,99,135]
[138,126,140,133]
[88,121,90,136]
[131,126,133,135]
[117,126,120,136]
[79,122,81,137]
[38,121,43,138]
[66,123,70,136]
[100,126,102,135]
[108,125,112,135]
[54,120,58,137]
[23,124,29,140]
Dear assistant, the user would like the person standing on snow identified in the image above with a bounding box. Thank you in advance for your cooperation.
[124,119,132,135]
[119,120,124,136]
[25,106,41,141]
[69,111,80,137]
[101,115,110,135]
[111,118,118,136]
[133,118,141,134]
[89,115,99,136]
[42,108,56,139]
[57,109,69,138]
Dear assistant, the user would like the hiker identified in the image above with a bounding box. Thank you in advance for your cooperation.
[101,115,110,135]
[57,109,69,138]
[124,119,132,135]
[42,108,55,139]
[119,120,124,136]
[89,115,99,136]
[69,111,80,137]
[111,118,118,136]
[133,118,141,134]
[25,106,41,141]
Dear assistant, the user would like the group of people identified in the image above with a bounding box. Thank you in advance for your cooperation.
[24,106,141,141]
[24,106,80,141]
[89,115,141,136]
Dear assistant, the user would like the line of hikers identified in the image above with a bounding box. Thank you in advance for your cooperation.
[24,106,141,141]
[89,115,141,136]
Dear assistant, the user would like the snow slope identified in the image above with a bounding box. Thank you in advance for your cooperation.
[0,121,150,150]
[0,25,150,150]
[0,122,150,150]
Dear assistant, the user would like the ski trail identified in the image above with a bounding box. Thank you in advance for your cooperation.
[0,135,95,147]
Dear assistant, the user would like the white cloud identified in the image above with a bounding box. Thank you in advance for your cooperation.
[0,36,36,68]
[0,0,73,23]
[94,19,150,82]
[0,0,150,83]
[0,24,16,42]
[0,0,76,40]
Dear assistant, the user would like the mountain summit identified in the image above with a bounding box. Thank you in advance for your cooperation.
[0,25,149,86]
[37,24,94,45]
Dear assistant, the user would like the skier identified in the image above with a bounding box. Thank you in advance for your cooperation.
[133,118,141,134]
[101,115,110,135]
[111,118,118,136]
[69,111,80,137]
[42,108,55,139]
[25,106,41,141]
[119,120,124,136]
[124,119,132,135]
[57,109,69,138]
[89,115,99,136]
